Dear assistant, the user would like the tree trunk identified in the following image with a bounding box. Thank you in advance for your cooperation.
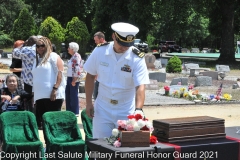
[218,0,236,63]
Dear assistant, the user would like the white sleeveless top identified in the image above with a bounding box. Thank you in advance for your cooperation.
[32,52,66,102]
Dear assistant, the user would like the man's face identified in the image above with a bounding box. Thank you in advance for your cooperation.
[94,36,105,45]
[94,36,101,45]
[112,33,130,53]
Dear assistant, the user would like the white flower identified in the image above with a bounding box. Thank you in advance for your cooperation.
[145,121,153,130]
[134,110,144,117]
[112,128,119,137]
[127,119,136,125]
[133,123,141,131]
[137,119,146,128]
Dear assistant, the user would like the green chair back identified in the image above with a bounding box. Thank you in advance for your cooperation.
[81,108,93,140]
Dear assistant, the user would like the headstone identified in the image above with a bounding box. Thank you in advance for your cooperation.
[148,72,166,82]
[184,63,200,72]
[215,65,230,73]
[7,54,12,59]
[169,85,188,94]
[161,58,168,67]
[145,53,156,69]
[195,76,212,86]
[170,77,188,86]
[232,84,238,89]
[199,71,219,80]
[145,79,159,90]
[154,60,162,69]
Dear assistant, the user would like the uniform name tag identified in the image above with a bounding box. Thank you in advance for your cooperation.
[100,62,109,67]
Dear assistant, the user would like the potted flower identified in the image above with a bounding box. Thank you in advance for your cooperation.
[164,86,170,96]
[105,111,158,147]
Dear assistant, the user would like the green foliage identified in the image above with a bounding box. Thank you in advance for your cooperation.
[24,0,89,29]
[0,0,30,33]
[38,17,65,53]
[65,17,90,58]
[166,56,182,73]
[0,31,13,48]
[10,8,36,41]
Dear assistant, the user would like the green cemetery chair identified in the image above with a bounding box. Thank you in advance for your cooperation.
[81,108,93,160]
[81,108,93,140]
[42,111,85,160]
[0,111,45,160]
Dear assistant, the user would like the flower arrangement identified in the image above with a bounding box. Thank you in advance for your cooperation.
[223,93,232,101]
[164,86,170,91]
[105,110,158,147]
[172,90,180,98]
[188,84,194,91]
[164,86,170,96]
[179,87,186,93]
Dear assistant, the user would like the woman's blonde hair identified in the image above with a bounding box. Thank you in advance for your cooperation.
[36,37,53,66]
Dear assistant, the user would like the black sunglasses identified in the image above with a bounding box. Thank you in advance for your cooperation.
[36,44,45,48]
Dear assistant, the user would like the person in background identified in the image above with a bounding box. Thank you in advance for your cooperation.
[93,32,108,100]
[32,37,65,129]
[94,32,107,45]
[0,74,32,112]
[12,36,39,94]
[65,42,82,117]
[84,22,150,138]
[12,36,40,112]
[10,40,24,90]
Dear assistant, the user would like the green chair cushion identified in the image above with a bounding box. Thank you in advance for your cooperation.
[0,111,45,160]
[43,111,85,160]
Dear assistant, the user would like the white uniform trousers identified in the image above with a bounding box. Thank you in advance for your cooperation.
[93,95,135,138]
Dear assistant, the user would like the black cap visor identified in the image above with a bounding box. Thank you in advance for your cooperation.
[116,38,134,47]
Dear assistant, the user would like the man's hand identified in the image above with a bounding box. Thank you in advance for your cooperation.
[86,104,94,118]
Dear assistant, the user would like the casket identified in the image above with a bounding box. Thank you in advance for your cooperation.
[152,116,226,143]
[120,130,150,147]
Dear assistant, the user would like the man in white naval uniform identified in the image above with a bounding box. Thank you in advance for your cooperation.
[84,22,150,138]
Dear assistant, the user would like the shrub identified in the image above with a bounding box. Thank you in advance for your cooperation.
[166,55,182,73]
[10,8,37,41]
[38,17,65,53]
[65,17,90,59]
[0,31,13,48]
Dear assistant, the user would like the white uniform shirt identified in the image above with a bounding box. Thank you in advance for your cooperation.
[84,42,149,102]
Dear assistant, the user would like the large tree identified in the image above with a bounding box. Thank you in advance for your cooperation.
[0,0,30,33]
[24,0,89,28]
[10,8,36,41]
[65,17,90,58]
[38,16,65,53]
[217,0,236,63]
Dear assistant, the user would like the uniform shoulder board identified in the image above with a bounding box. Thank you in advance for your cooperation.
[132,47,145,58]
[97,42,109,47]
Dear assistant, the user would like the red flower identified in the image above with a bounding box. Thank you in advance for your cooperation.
[127,115,135,119]
[164,86,170,91]
[141,125,149,131]
[134,114,143,120]
[150,135,158,144]
[118,126,125,131]
[215,96,220,100]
